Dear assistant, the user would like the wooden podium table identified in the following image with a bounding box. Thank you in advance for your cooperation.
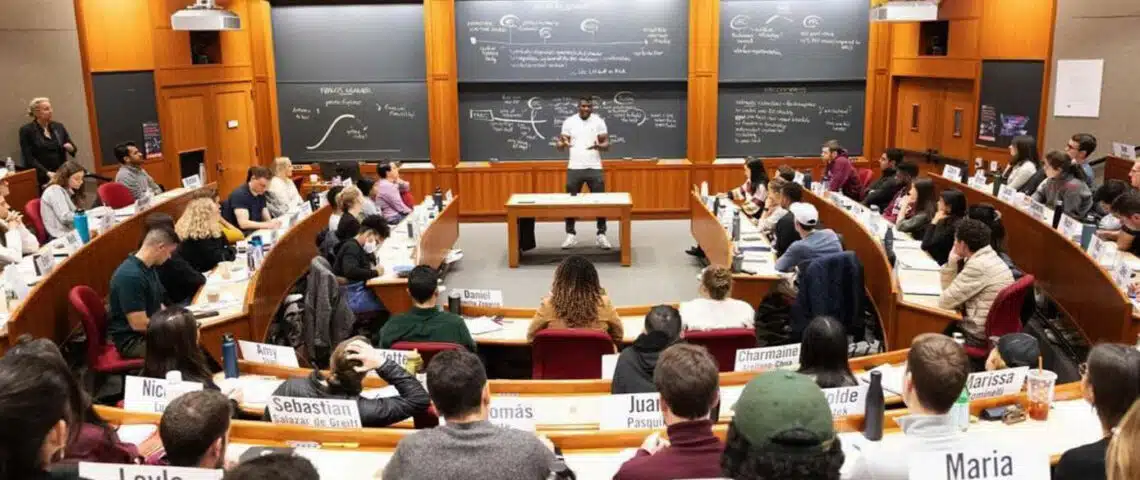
[506,193,633,268]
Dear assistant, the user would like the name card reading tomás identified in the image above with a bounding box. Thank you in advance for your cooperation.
[453,288,504,307]
[965,367,1029,401]
[123,376,204,413]
[601,353,618,380]
[942,164,963,183]
[487,397,537,431]
[79,462,223,480]
[822,384,868,417]
[268,396,362,428]
[238,340,299,368]
[734,344,801,372]
[600,393,665,430]
[181,174,203,189]
[908,445,1049,480]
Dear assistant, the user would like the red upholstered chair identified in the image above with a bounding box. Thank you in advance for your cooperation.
[390,341,464,367]
[856,168,874,199]
[69,286,143,387]
[401,190,415,209]
[532,329,616,379]
[683,328,757,372]
[24,198,48,243]
[965,274,1036,360]
[292,175,305,192]
[97,182,136,209]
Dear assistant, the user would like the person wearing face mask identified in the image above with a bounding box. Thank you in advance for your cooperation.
[0,195,39,265]
[40,160,87,239]
[333,214,391,328]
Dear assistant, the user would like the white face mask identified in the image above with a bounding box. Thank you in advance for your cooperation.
[363,240,377,254]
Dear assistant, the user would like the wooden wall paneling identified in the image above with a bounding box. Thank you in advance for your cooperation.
[73,0,102,171]
[534,168,567,194]
[425,0,460,168]
[937,79,977,161]
[455,165,531,216]
[608,165,691,213]
[77,0,156,73]
[946,19,981,60]
[160,85,212,156]
[891,58,979,80]
[154,66,256,87]
[140,161,173,190]
[399,168,436,203]
[979,0,1056,60]
[211,83,259,193]
[890,23,920,59]
[219,0,254,68]
[864,22,892,161]
[938,0,983,20]
[6,170,39,220]
[687,0,719,163]
[250,0,281,161]
[253,80,275,165]
[892,78,937,152]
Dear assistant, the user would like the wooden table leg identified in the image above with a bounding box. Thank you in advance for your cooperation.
[621,206,632,267]
[507,209,519,268]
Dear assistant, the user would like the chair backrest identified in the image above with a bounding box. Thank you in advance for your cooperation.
[390,341,464,366]
[24,198,48,243]
[97,182,136,209]
[532,329,616,379]
[984,274,1035,340]
[857,168,874,197]
[69,285,110,365]
[683,328,757,372]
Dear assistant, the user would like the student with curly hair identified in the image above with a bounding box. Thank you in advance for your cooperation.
[527,255,623,344]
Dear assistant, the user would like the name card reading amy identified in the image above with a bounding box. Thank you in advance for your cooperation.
[268,396,362,428]
[600,393,665,430]
[79,462,222,480]
[453,288,504,307]
[966,367,1029,401]
[822,384,868,417]
[734,344,801,372]
[237,341,299,368]
[909,445,1049,480]
[123,376,204,413]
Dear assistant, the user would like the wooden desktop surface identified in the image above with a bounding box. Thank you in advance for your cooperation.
[367,197,461,315]
[505,193,634,268]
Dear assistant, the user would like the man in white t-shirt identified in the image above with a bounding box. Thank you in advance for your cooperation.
[557,97,611,249]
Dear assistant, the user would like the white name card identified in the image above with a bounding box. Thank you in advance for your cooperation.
[65,230,84,251]
[453,288,504,307]
[600,393,665,430]
[181,174,203,189]
[734,344,801,372]
[601,353,618,380]
[1113,142,1138,161]
[943,164,963,183]
[823,384,868,417]
[908,445,1049,480]
[1059,215,1082,243]
[968,175,987,190]
[1112,259,1133,290]
[1088,235,1105,259]
[487,397,537,431]
[965,367,1029,401]
[238,340,299,367]
[793,170,806,184]
[268,396,362,428]
[299,201,313,216]
[123,376,204,413]
[1028,201,1047,222]
[79,462,223,480]
[33,252,54,276]
[375,348,413,366]
[997,185,1015,202]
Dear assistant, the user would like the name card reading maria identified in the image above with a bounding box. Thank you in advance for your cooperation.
[734,344,801,372]
[823,384,868,417]
[79,462,222,480]
[600,393,665,430]
[268,396,362,428]
[452,288,504,307]
[123,376,204,413]
[966,367,1029,401]
[238,341,299,368]
[908,445,1049,480]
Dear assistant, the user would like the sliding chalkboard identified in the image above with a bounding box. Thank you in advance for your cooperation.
[459,84,686,160]
[976,60,1045,148]
[720,0,868,82]
[91,71,159,166]
[455,0,689,82]
[271,4,425,83]
[277,83,430,162]
[718,83,865,157]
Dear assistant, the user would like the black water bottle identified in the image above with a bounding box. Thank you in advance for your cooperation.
[991,172,1003,196]
[731,252,744,273]
[448,290,462,314]
[803,171,813,189]
[712,196,722,216]
[863,370,885,441]
[433,187,443,211]
[222,333,239,379]
[1052,199,1064,229]
[731,210,741,241]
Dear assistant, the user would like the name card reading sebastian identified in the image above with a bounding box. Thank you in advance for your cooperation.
[267,396,362,428]
[734,344,801,372]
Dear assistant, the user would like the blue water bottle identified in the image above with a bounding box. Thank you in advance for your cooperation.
[73,209,90,243]
[222,333,239,379]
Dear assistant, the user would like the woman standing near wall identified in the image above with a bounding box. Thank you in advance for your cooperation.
[18,97,77,185]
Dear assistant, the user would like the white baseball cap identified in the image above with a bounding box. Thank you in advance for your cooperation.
[789,202,819,227]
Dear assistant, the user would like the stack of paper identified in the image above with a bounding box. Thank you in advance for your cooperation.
[859,363,906,395]
[465,316,504,335]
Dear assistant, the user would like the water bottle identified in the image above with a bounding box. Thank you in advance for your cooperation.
[433,187,443,212]
[1052,199,1064,229]
[73,209,90,243]
[991,172,1004,196]
[863,370,885,441]
[712,196,722,216]
[4,157,14,172]
[222,333,239,379]
[803,172,813,189]
[448,290,462,314]
[731,251,744,273]
[870,205,881,216]
[952,384,971,431]
[731,210,741,241]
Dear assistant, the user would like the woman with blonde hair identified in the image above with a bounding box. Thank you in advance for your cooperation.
[19,97,77,185]
[758,176,789,236]
[266,157,304,217]
[1108,399,1140,480]
[528,255,623,344]
[175,197,236,273]
[40,160,86,239]
[680,265,755,331]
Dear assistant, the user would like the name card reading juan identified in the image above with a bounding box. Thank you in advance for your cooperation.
[600,393,665,430]
[268,396,362,428]
[734,344,801,372]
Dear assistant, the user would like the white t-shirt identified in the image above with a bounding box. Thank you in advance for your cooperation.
[680,298,756,331]
[560,113,608,170]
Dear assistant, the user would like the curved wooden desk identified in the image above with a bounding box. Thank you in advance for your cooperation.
[368,196,461,315]
[688,191,780,306]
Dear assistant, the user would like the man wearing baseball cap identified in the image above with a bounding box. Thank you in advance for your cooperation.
[774,202,842,273]
[985,332,1041,371]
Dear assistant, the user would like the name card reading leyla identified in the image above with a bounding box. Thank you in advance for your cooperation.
[268,396,362,428]
[123,376,204,413]
[966,367,1029,401]
[238,340,300,368]
[600,393,665,430]
[909,445,1049,480]
[79,462,222,480]
[734,344,801,372]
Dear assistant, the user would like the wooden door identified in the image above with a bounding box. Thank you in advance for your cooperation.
[937,80,976,162]
[892,78,939,153]
[159,85,211,183]
[211,83,259,194]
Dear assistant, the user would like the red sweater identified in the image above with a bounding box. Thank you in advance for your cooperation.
[612,420,725,480]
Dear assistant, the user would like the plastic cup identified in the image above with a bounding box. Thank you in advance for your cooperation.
[1025,370,1057,421]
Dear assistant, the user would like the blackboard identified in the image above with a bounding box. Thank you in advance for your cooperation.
[276,83,430,162]
[455,0,689,82]
[91,71,160,166]
[717,83,865,157]
[719,0,869,82]
[459,84,686,160]
[271,4,426,83]
[976,60,1045,148]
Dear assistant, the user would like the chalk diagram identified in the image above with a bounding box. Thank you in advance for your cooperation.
[306,114,367,150]
[468,14,652,49]
[467,91,646,140]
[729,13,824,31]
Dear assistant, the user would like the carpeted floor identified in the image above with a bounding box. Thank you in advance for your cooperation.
[442,220,706,307]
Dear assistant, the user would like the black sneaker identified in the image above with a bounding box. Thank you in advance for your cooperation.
[685,246,705,257]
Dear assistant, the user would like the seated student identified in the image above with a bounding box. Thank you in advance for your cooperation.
[776,165,797,183]
[722,157,769,219]
[921,188,967,265]
[612,305,682,394]
[221,166,280,234]
[144,215,205,305]
[758,176,789,236]
[325,185,345,233]
[880,161,918,223]
[159,390,232,469]
[527,255,623,344]
[679,266,754,331]
[796,316,857,389]
[773,182,806,257]
[195,189,244,245]
[966,203,1022,279]
[266,336,429,427]
[1054,344,1140,480]
[774,202,842,273]
[1067,132,1099,189]
[175,198,237,273]
[614,344,725,480]
[223,453,319,480]
[113,141,160,200]
[266,157,303,217]
[844,333,969,479]
[687,172,781,259]
[333,215,390,322]
[356,177,380,217]
[894,177,937,236]
[821,139,861,198]
[1107,399,1140,480]
[863,148,906,211]
[335,185,366,229]
[142,308,239,400]
[0,354,84,480]
[40,160,86,239]
[1109,190,1140,258]
[0,195,39,265]
[383,350,569,479]
[985,332,1039,371]
[1033,150,1093,219]
[722,371,845,480]
[375,161,413,224]
[1004,135,1041,191]
[937,219,1015,349]
[1094,179,1129,236]
[380,265,477,352]
[108,227,179,358]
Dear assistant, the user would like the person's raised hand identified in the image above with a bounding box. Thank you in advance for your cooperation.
[344,339,384,372]
[639,431,670,455]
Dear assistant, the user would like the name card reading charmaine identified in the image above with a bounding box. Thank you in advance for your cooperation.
[966,367,1029,401]
[79,462,222,480]
[267,396,362,428]
[909,445,1049,480]
[600,393,665,430]
[123,376,204,413]
[238,341,299,368]
[734,344,801,372]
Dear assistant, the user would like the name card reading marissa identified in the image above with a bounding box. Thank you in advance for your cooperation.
[79,463,222,480]
[909,445,1049,480]
[268,396,362,428]
[600,393,665,430]
[966,367,1029,401]
[238,341,300,368]
[734,344,801,371]
[123,376,204,413]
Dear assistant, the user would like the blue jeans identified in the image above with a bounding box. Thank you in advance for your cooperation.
[344,282,385,314]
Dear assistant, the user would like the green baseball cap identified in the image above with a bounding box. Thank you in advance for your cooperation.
[731,371,835,448]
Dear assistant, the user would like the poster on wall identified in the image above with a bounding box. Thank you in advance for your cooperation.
[977,105,997,143]
[975,60,1045,149]
[143,122,163,160]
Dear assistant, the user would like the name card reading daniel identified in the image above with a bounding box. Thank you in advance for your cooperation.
[965,367,1029,401]
[909,445,1049,480]
[600,393,665,430]
[268,396,362,428]
[734,344,801,372]
[452,288,504,307]
[123,376,204,413]
[823,384,868,417]
[79,462,222,480]
[238,341,299,368]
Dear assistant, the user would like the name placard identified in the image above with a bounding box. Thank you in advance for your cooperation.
[1059,215,1082,243]
[238,340,299,368]
[822,384,868,417]
[600,393,665,430]
[123,376,204,413]
[33,252,54,276]
[373,348,414,367]
[453,288,504,307]
[299,201,313,216]
[968,175,987,190]
[793,171,805,185]
[181,174,203,189]
[734,344,801,372]
[908,445,1049,480]
[268,396,362,428]
[79,462,223,480]
[601,353,618,380]
[997,185,1015,202]
[1088,235,1105,259]
[487,397,537,431]
[966,367,1029,401]
[1028,201,1047,222]
[65,230,84,251]
[1112,259,1133,290]
[942,165,963,183]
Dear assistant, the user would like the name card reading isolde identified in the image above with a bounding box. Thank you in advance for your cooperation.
[600,393,665,430]
[123,376,204,413]
[79,462,222,480]
[734,344,801,372]
[822,384,868,417]
[268,396,362,428]
[238,340,299,368]
[965,367,1029,401]
[908,445,1049,480]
